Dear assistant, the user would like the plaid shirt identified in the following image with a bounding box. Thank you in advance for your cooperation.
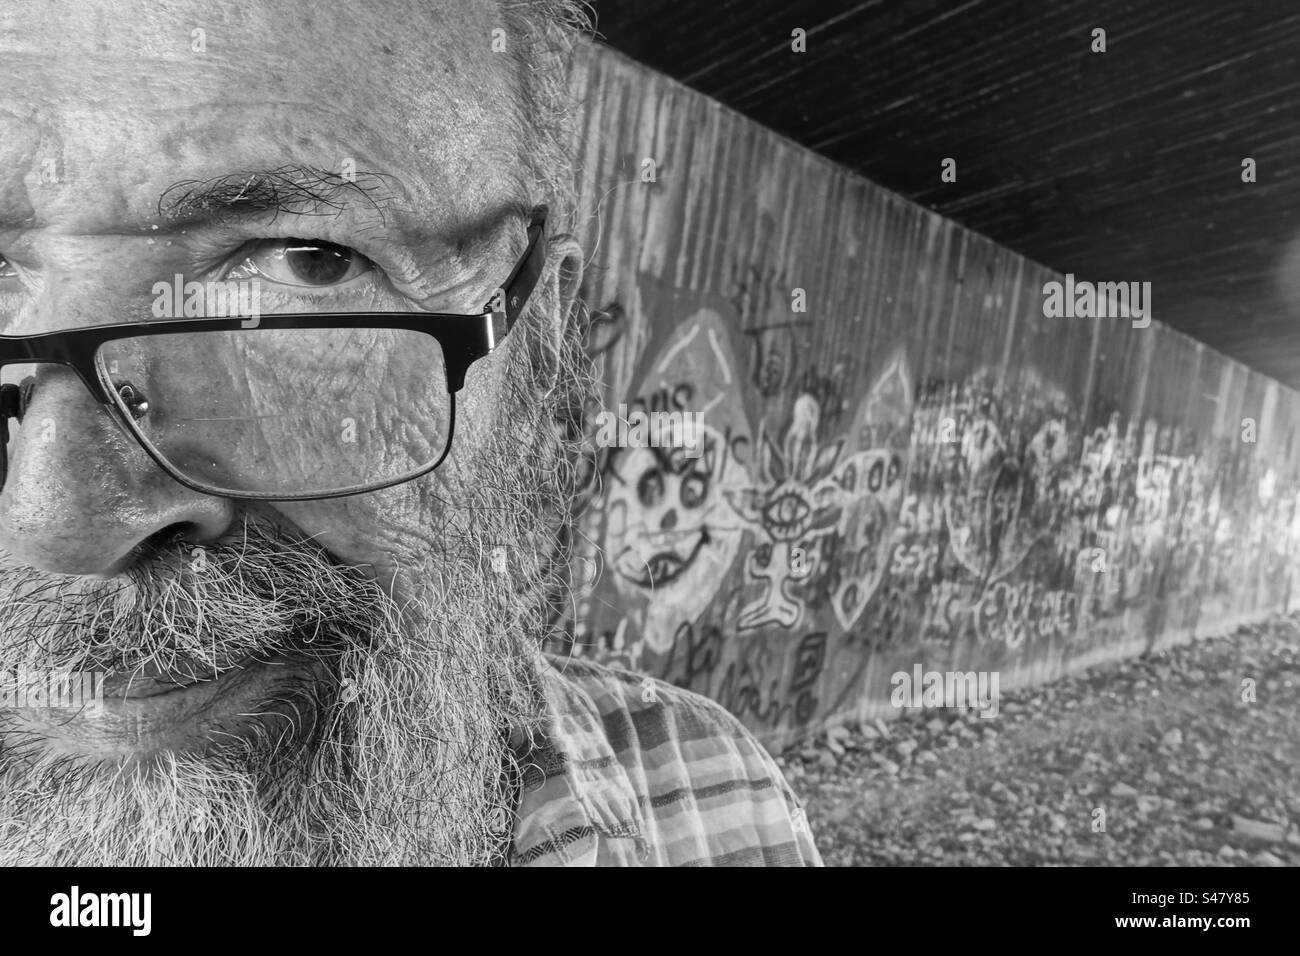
[506,654,823,866]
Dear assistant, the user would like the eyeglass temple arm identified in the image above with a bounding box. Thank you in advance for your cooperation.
[483,205,548,345]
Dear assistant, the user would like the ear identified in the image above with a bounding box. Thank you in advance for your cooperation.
[549,235,585,354]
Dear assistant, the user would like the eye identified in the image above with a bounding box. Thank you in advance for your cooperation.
[224,239,373,288]
[679,472,708,509]
[637,469,665,508]
[0,254,16,279]
[762,491,811,535]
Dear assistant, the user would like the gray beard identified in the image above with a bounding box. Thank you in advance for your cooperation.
[0,513,550,866]
[0,299,584,865]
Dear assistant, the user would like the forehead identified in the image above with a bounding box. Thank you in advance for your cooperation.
[0,0,520,230]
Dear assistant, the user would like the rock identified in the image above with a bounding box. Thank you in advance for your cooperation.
[958,832,977,842]
[1161,728,1184,749]
[817,751,838,770]
[826,725,852,743]
[1110,782,1139,798]
[1137,795,1162,814]
[1217,844,1236,859]
[827,803,855,825]
[973,818,997,831]
[874,718,891,738]
[1231,815,1286,843]
[799,747,819,762]
[1142,770,1162,786]
[879,759,900,776]
[917,750,938,764]
[1049,813,1067,832]
[859,724,880,740]
[1255,850,1285,867]
[896,740,918,758]
[826,738,846,757]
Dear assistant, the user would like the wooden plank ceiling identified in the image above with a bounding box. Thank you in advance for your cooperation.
[588,0,1300,390]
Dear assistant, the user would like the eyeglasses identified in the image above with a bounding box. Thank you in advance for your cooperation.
[0,205,548,501]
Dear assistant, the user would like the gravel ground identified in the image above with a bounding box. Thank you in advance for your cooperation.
[784,613,1300,866]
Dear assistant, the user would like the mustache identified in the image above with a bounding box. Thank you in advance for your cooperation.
[0,520,396,685]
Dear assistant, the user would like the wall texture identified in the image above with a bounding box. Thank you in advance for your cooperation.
[548,43,1300,752]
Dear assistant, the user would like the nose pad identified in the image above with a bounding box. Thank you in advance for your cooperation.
[0,376,37,491]
[0,384,19,491]
[113,380,150,419]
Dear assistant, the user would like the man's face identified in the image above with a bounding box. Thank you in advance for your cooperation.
[0,0,582,863]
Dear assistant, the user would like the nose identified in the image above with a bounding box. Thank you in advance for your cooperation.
[0,368,234,576]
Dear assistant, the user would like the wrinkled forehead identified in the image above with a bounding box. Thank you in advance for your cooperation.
[0,0,520,230]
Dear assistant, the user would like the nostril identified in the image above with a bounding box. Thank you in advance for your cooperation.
[126,522,203,568]
[660,509,677,531]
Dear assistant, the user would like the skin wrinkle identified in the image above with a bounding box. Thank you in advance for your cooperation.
[0,0,596,864]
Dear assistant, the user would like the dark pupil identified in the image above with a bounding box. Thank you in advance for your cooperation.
[285,242,353,285]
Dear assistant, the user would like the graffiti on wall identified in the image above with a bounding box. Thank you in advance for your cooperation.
[727,354,910,633]
[559,267,1300,747]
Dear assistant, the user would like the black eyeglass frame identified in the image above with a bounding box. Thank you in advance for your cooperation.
[0,204,549,501]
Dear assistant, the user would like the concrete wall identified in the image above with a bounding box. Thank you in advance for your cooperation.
[549,43,1300,751]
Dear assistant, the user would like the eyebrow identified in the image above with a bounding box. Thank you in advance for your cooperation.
[156,164,400,226]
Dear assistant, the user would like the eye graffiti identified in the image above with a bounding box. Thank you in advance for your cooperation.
[728,353,913,633]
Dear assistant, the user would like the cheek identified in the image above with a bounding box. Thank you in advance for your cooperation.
[263,345,517,590]
[455,339,513,444]
[270,487,443,596]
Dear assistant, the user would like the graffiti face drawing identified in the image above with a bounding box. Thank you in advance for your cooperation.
[604,428,749,653]
[935,374,1077,585]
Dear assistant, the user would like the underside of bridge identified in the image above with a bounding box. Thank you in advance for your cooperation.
[590,0,1300,389]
